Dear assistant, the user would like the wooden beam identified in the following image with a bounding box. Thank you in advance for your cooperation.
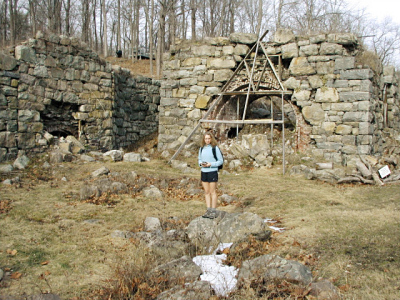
[218,91,292,96]
[200,119,284,124]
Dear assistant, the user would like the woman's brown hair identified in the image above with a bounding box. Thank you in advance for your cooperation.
[200,131,218,147]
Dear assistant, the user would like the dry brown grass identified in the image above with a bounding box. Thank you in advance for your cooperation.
[0,154,399,299]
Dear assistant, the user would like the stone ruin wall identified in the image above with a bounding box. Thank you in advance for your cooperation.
[158,30,400,166]
[0,32,160,162]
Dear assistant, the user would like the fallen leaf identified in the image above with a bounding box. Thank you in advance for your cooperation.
[41,261,49,265]
[10,272,22,279]
[6,249,17,256]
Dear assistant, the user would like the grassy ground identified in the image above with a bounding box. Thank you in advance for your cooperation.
[0,154,399,299]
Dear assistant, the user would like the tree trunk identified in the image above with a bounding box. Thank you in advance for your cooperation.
[256,0,262,35]
[156,0,166,76]
[29,0,37,36]
[190,0,196,40]
[9,0,16,45]
[65,0,71,35]
[82,0,90,42]
[117,0,121,52]
[92,0,98,51]
[102,0,108,57]
[149,0,154,74]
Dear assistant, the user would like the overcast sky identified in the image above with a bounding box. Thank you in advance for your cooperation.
[345,0,400,23]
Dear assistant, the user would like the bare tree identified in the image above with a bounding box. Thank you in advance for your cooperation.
[102,0,108,56]
[117,0,121,51]
[64,0,71,35]
[82,0,90,42]
[190,0,196,40]
[369,18,400,67]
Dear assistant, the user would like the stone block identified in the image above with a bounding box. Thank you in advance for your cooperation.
[283,77,301,89]
[193,65,207,74]
[335,57,355,70]
[234,44,250,56]
[179,98,195,108]
[0,53,18,71]
[340,69,373,80]
[319,43,343,55]
[310,34,326,44]
[360,80,373,92]
[357,135,372,145]
[299,44,319,56]
[342,145,357,154]
[335,124,352,135]
[195,95,211,108]
[182,57,202,67]
[180,77,198,86]
[315,88,339,103]
[230,32,258,44]
[342,135,355,145]
[0,132,17,147]
[358,144,371,155]
[205,87,219,95]
[273,28,295,44]
[321,122,336,134]
[222,46,234,55]
[343,112,371,122]
[206,58,236,69]
[359,122,374,134]
[172,88,188,98]
[281,43,299,59]
[316,61,335,74]
[308,75,323,89]
[292,90,311,102]
[192,45,215,56]
[316,142,342,151]
[327,33,358,45]
[302,104,325,125]
[15,45,37,63]
[189,85,205,94]
[17,132,35,148]
[357,101,371,111]
[339,91,371,102]
[289,57,316,76]
[333,80,348,88]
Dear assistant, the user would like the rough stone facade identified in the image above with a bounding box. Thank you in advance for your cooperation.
[158,30,399,165]
[0,32,160,162]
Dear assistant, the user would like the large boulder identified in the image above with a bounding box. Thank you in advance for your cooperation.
[186,212,266,247]
[238,254,313,286]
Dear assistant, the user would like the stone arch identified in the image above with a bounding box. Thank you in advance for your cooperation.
[41,100,79,138]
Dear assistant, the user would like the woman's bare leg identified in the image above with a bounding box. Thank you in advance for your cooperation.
[202,181,211,208]
[209,182,217,209]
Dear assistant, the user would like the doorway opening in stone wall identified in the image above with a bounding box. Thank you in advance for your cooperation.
[206,93,296,142]
[41,100,80,141]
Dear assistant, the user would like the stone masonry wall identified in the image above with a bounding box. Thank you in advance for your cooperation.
[0,32,159,162]
[158,30,399,165]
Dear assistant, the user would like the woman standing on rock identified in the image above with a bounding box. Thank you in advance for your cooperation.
[198,131,223,219]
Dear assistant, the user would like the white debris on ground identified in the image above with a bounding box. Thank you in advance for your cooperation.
[264,218,286,232]
[192,243,238,297]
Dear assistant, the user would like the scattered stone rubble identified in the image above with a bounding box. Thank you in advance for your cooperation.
[108,213,340,300]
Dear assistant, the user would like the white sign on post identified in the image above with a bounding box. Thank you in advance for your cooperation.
[378,165,391,179]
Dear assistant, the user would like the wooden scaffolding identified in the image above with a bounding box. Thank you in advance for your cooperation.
[169,30,292,174]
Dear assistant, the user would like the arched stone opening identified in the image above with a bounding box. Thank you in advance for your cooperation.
[41,100,79,138]
[205,84,298,143]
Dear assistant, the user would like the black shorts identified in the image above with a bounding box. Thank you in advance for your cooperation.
[201,171,218,182]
